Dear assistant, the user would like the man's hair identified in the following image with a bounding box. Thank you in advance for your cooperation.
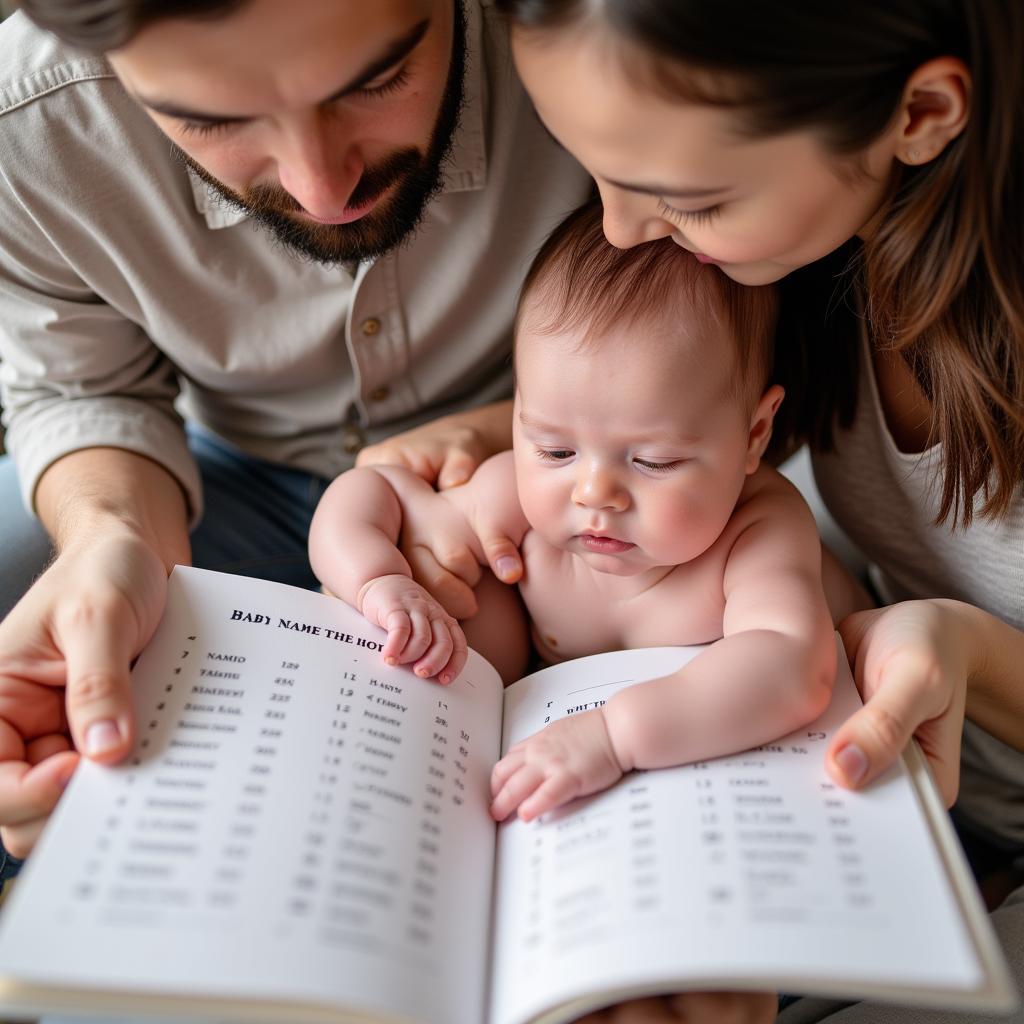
[518,199,778,400]
[16,0,245,51]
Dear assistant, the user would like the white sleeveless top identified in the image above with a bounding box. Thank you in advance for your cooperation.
[812,335,1024,848]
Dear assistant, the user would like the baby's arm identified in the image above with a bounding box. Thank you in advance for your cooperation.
[603,481,836,767]
[310,466,470,683]
[491,478,835,821]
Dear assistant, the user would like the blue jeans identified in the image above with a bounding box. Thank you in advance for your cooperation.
[0,428,330,621]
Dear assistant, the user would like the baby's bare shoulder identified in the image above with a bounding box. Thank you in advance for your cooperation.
[731,464,815,532]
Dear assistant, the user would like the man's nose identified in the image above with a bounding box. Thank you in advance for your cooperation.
[571,463,630,511]
[275,115,363,221]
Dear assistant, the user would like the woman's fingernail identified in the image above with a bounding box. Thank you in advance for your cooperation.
[85,720,122,757]
[835,743,869,785]
[496,556,519,580]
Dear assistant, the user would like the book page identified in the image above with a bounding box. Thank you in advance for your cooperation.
[0,567,504,1024]
[490,645,985,1024]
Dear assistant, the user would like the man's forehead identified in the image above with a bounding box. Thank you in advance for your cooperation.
[109,0,441,116]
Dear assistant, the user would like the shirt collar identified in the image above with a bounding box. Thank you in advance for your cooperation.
[190,0,489,230]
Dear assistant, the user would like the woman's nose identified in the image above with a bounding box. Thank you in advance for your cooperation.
[598,186,674,249]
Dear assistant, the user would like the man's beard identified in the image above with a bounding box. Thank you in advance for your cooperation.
[177,3,466,265]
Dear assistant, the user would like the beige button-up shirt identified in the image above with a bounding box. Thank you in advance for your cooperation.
[0,5,591,523]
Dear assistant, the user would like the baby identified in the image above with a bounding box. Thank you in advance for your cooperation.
[310,200,836,823]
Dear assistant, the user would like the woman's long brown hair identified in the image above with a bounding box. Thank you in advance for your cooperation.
[499,0,1024,527]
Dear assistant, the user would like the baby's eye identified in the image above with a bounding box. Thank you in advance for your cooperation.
[634,458,683,473]
[537,448,575,462]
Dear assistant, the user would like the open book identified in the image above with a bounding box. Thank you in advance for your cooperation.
[0,566,1014,1023]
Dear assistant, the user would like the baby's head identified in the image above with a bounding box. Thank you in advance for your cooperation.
[512,199,781,575]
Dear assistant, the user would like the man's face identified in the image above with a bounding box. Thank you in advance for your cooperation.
[109,0,463,263]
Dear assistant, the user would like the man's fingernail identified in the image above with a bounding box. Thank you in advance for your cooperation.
[496,556,519,580]
[835,743,868,785]
[85,720,122,757]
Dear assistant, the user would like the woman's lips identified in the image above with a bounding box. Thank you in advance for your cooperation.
[693,252,722,265]
[578,535,635,554]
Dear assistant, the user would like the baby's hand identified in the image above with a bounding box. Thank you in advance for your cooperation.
[490,710,624,822]
[357,574,468,685]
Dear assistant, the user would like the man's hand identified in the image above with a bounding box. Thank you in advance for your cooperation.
[0,531,169,857]
[356,402,512,491]
[357,574,468,685]
[828,600,970,805]
[356,404,524,618]
[490,709,624,822]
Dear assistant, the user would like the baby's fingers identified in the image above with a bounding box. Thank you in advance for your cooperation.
[518,773,578,822]
[381,610,413,663]
[490,749,525,795]
[387,609,434,667]
[413,619,456,681]
[490,763,544,821]
[436,623,469,686]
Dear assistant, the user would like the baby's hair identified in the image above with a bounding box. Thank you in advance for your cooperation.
[517,199,778,401]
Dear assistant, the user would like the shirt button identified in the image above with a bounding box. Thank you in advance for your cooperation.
[369,386,390,403]
[361,317,381,337]
[341,428,364,454]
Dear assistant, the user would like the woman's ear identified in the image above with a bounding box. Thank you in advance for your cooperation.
[894,56,971,167]
[746,384,785,473]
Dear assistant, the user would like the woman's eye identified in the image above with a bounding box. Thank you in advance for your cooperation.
[537,448,575,462]
[657,199,723,226]
[634,458,682,473]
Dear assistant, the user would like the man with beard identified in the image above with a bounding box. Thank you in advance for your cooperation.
[0,0,589,871]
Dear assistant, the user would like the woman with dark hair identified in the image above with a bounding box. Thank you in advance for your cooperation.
[469,2,1023,1022]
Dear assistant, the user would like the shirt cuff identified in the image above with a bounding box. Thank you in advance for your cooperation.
[6,398,203,529]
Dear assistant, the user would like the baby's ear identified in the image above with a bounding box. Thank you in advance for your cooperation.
[745,384,785,472]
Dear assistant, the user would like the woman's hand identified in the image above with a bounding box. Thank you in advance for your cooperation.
[573,991,778,1023]
[827,599,973,805]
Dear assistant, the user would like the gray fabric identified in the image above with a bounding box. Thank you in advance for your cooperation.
[811,332,1024,850]
[0,5,591,525]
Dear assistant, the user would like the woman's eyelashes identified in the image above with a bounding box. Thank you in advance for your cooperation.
[657,198,724,226]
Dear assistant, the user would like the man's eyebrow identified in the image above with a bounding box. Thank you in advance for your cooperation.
[135,19,431,123]
[603,177,729,199]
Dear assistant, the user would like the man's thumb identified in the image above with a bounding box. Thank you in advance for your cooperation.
[62,615,136,764]
[437,449,478,490]
[483,539,523,584]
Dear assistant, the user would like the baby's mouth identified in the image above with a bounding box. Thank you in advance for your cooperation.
[577,534,635,554]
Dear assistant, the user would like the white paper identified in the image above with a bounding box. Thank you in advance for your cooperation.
[0,567,504,1024]
[490,645,982,1024]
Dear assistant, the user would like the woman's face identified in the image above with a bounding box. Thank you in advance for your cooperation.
[512,28,900,285]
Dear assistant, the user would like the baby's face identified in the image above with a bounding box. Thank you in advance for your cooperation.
[512,317,761,576]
